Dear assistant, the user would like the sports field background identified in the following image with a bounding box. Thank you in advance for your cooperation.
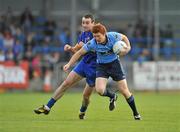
[0,92,179,132]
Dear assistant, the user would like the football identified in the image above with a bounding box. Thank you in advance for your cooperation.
[113,41,127,54]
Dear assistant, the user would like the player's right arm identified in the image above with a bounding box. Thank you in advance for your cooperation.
[64,42,84,53]
[63,40,95,72]
[64,33,84,53]
[63,47,87,72]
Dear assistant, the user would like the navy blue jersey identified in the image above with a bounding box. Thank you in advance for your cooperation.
[78,31,96,65]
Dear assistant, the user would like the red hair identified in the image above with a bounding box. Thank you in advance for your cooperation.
[92,23,107,35]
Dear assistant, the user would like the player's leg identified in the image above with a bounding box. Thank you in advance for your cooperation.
[95,77,117,111]
[117,79,141,120]
[96,77,108,96]
[79,62,96,119]
[34,71,83,115]
[110,59,141,120]
[52,71,83,100]
[79,84,94,119]
[96,62,118,111]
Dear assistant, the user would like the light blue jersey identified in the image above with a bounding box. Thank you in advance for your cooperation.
[83,32,122,64]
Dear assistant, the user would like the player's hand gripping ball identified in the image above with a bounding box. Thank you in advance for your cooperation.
[113,41,127,54]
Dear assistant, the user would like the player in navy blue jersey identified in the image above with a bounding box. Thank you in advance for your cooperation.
[64,23,141,120]
[34,15,117,119]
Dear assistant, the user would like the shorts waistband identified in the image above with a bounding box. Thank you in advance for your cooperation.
[98,59,119,65]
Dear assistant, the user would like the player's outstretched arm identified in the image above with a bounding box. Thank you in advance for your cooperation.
[119,34,131,56]
[63,47,87,72]
[64,42,84,53]
[71,42,84,53]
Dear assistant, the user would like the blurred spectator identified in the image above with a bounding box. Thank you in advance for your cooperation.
[24,45,33,61]
[58,27,71,46]
[9,23,17,36]
[58,27,71,60]
[164,24,173,39]
[161,24,174,59]
[0,49,5,61]
[32,54,42,78]
[13,39,24,61]
[163,24,174,46]
[0,32,4,49]
[3,30,14,50]
[126,23,134,38]
[5,6,14,25]
[0,15,6,33]
[47,52,61,69]
[15,27,25,44]
[20,7,34,33]
[133,19,148,48]
[44,18,56,37]
[24,32,36,50]
[137,49,151,64]
[41,36,51,54]
[24,45,33,79]
[5,49,14,61]
[50,52,60,64]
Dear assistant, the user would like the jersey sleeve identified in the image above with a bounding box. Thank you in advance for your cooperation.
[83,40,95,52]
[77,33,83,43]
[111,32,123,41]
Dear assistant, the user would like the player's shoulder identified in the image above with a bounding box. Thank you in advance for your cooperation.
[80,31,92,36]
[107,31,121,37]
[87,38,96,45]
[79,31,85,37]
[107,31,122,40]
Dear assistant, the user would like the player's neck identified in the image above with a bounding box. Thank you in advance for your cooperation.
[84,30,91,33]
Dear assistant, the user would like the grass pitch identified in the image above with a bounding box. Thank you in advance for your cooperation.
[0,92,180,132]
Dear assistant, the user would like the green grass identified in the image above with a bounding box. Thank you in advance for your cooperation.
[0,92,180,132]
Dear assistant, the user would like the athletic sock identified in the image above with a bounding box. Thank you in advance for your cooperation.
[80,105,87,113]
[126,95,138,116]
[102,89,115,99]
[80,99,89,113]
[46,98,56,109]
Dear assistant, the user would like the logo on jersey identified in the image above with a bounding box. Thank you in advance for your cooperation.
[86,41,91,45]
[85,37,90,43]
[115,34,119,40]
[99,49,113,55]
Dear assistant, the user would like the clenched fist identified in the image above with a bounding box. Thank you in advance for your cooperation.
[63,63,71,72]
[64,44,72,52]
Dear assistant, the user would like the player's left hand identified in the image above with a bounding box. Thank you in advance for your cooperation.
[63,63,71,72]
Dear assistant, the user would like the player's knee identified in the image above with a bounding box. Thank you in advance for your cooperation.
[63,79,72,87]
[96,88,104,96]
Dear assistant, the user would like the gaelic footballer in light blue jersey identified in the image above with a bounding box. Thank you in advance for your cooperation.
[64,23,141,120]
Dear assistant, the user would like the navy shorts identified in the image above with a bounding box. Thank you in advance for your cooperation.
[73,60,96,87]
[96,59,125,81]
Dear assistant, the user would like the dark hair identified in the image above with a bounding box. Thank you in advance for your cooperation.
[92,23,107,35]
[83,14,95,22]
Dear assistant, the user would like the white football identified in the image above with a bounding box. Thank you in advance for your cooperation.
[113,41,127,54]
